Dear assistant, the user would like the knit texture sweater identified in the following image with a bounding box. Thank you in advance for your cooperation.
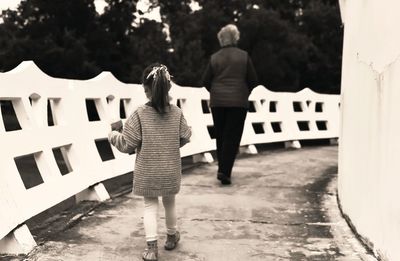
[202,46,258,108]
[109,104,192,197]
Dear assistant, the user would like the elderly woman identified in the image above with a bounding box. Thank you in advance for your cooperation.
[202,24,258,185]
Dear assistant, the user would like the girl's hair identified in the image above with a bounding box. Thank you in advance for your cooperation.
[217,24,240,47]
[141,63,171,114]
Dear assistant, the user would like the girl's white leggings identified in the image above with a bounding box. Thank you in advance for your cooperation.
[143,196,177,242]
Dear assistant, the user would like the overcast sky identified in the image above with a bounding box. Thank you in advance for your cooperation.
[0,0,107,12]
[0,0,162,20]
[0,0,203,24]
[0,0,18,11]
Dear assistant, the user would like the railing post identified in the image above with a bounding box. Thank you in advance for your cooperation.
[192,152,214,163]
[329,138,339,145]
[284,140,302,149]
[240,144,258,154]
[75,183,110,203]
[0,224,36,255]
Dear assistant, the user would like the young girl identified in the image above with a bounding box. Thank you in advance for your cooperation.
[108,63,191,261]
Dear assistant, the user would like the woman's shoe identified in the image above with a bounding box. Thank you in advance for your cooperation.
[164,231,180,250]
[217,172,231,185]
[142,240,158,261]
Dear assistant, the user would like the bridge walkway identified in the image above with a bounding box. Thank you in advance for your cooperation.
[25,146,375,261]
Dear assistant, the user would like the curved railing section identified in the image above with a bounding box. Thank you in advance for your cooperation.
[0,61,340,254]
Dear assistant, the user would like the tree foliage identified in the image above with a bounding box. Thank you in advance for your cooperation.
[0,0,343,93]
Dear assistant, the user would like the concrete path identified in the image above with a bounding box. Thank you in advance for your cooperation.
[26,146,376,261]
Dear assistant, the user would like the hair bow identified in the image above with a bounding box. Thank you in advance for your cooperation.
[146,65,171,81]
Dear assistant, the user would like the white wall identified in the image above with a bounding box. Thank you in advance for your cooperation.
[338,1,400,260]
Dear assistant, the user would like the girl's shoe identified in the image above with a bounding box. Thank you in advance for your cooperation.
[142,240,158,261]
[164,231,180,250]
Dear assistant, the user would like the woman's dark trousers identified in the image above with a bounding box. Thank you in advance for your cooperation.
[211,107,247,178]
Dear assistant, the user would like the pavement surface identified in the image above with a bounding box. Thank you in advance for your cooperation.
[17,146,377,260]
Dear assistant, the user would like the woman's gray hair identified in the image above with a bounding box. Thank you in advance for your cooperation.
[217,24,240,47]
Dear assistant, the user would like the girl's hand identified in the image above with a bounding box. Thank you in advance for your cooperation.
[111,119,123,132]
[108,131,116,144]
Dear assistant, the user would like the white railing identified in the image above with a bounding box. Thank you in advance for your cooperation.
[0,61,340,254]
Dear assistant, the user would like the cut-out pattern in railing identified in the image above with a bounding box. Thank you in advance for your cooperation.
[269,101,277,113]
[248,101,257,113]
[252,122,265,134]
[47,99,62,126]
[1,100,22,131]
[119,99,129,119]
[95,138,115,162]
[293,101,303,112]
[176,99,186,109]
[271,122,282,133]
[201,100,211,114]
[316,121,328,131]
[86,99,101,122]
[207,125,216,139]
[14,153,44,189]
[315,102,324,112]
[52,145,73,175]
[297,121,310,131]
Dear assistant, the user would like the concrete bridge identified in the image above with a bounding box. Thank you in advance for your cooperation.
[0,59,379,260]
[1,145,376,260]
[2,0,400,259]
